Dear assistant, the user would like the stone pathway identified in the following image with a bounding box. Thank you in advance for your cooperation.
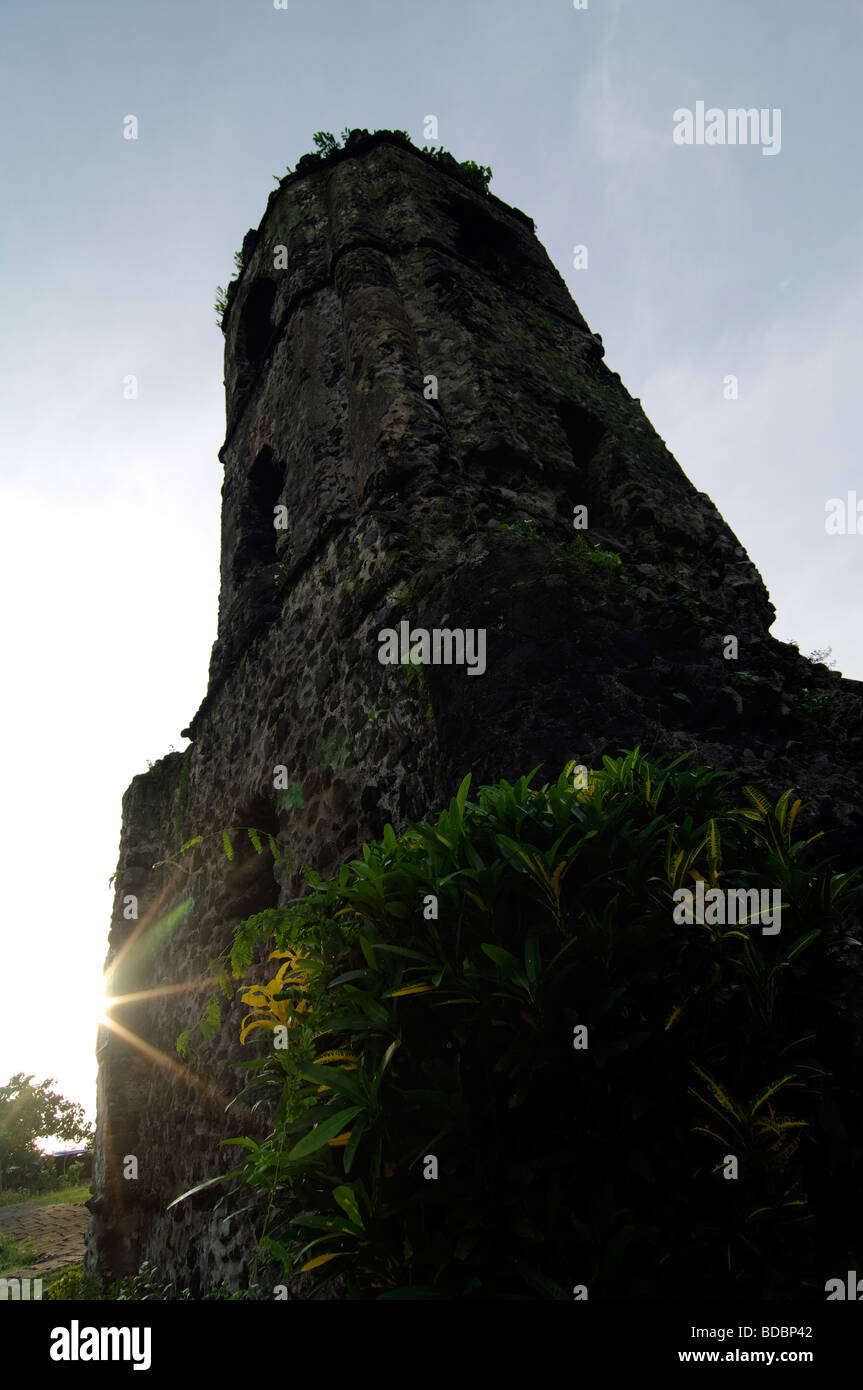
[0,1201,88,1281]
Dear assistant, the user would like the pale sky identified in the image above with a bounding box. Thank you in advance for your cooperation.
[1,0,860,1137]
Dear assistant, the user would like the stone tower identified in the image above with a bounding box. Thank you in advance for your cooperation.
[86,129,863,1293]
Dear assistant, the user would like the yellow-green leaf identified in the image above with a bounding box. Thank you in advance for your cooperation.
[332,1186,365,1230]
[748,1073,796,1116]
[300,1251,347,1272]
[707,819,721,873]
[742,785,771,817]
[690,1063,746,1122]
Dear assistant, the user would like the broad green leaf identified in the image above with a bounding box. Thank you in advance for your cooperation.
[524,934,541,991]
[167,1169,239,1208]
[481,943,529,990]
[296,1063,366,1106]
[343,1114,368,1174]
[384,901,410,918]
[782,930,821,964]
[261,1236,292,1268]
[341,987,390,1024]
[288,1106,364,1159]
[518,1266,570,1300]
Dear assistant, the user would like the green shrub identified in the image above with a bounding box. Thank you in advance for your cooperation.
[111,1261,189,1301]
[171,751,863,1300]
[45,1265,103,1300]
[566,535,634,585]
[105,1260,269,1301]
[288,130,493,196]
[312,130,338,157]
[455,158,493,193]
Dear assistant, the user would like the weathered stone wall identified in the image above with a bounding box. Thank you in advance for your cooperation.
[86,130,863,1294]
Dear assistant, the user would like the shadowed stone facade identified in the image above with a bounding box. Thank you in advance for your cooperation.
[86,129,863,1294]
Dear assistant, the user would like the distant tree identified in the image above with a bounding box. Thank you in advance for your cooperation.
[0,1074,93,1190]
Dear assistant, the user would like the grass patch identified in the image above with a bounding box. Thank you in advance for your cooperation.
[0,1184,90,1208]
[33,1184,90,1206]
[0,1229,38,1275]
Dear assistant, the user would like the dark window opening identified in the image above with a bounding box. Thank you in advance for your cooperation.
[233,445,284,584]
[237,277,278,376]
[556,399,607,462]
[446,191,529,279]
[556,399,608,529]
[223,794,281,925]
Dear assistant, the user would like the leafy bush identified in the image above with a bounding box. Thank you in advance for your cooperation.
[173,751,863,1300]
[44,1260,270,1301]
[45,1265,103,1301]
[287,130,492,196]
[111,1261,192,1301]
[60,1160,85,1188]
[424,146,492,192]
[452,157,493,193]
[107,1260,269,1301]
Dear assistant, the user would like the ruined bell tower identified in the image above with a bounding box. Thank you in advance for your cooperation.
[86,129,863,1293]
